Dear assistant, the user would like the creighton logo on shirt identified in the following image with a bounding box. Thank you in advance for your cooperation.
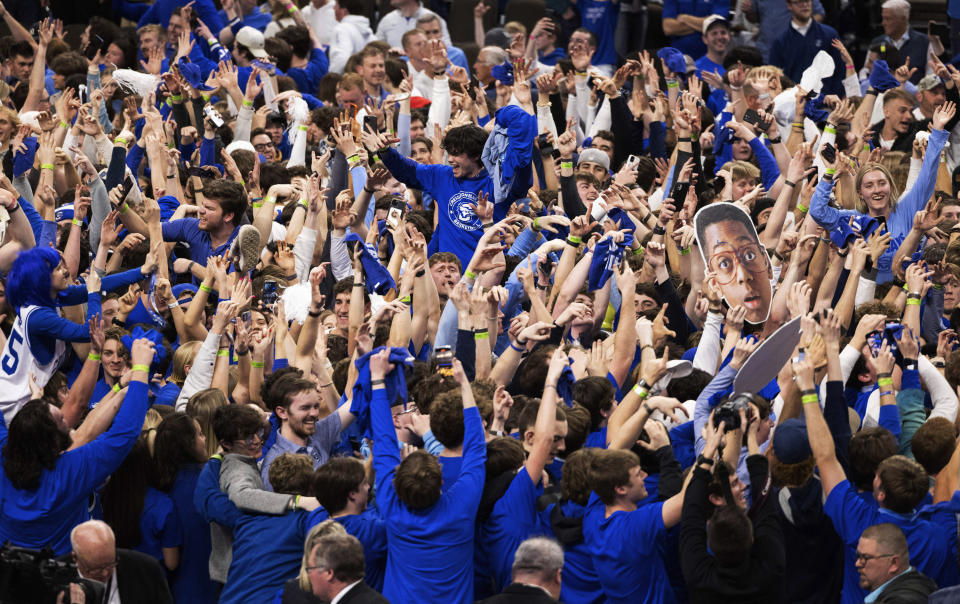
[448,191,482,231]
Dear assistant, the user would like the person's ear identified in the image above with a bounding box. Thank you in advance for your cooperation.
[523,429,536,448]
[708,493,725,507]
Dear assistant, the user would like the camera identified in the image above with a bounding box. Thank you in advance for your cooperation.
[712,393,753,432]
[0,544,105,604]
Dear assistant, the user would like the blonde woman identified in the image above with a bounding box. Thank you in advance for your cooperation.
[809,103,955,283]
[155,340,202,407]
[185,388,228,457]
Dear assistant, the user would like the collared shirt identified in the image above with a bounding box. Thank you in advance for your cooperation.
[330,580,363,604]
[888,30,910,49]
[81,568,121,604]
[864,567,914,602]
[260,412,343,490]
[374,5,452,48]
[791,18,813,36]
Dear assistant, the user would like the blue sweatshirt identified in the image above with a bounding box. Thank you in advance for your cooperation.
[372,387,486,604]
[0,381,150,555]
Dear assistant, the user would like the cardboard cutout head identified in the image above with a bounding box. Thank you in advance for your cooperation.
[695,203,772,324]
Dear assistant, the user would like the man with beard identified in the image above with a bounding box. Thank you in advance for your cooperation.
[260,375,357,490]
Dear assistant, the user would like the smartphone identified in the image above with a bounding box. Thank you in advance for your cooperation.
[590,201,608,223]
[821,142,837,164]
[929,21,950,41]
[586,76,596,90]
[203,104,224,128]
[363,114,379,134]
[262,280,279,307]
[386,195,405,228]
[241,310,252,328]
[742,109,760,127]
[252,60,276,75]
[77,84,87,105]
[672,180,690,204]
[436,346,453,376]
[537,132,554,155]
[188,166,208,178]
[626,154,640,170]
[539,255,555,277]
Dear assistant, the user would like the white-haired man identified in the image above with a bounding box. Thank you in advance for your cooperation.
[865,0,932,86]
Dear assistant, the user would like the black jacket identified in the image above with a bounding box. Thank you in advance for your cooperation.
[476,582,559,604]
[114,549,173,604]
[679,455,785,604]
[337,581,391,604]
[874,569,938,604]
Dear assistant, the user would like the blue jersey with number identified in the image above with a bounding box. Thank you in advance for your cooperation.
[0,306,67,424]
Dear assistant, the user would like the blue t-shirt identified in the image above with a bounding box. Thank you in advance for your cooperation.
[538,47,566,66]
[577,0,619,67]
[824,479,950,604]
[479,467,547,591]
[167,466,219,604]
[286,48,329,95]
[134,487,181,566]
[584,428,608,449]
[338,510,388,592]
[662,0,730,58]
[161,218,241,266]
[542,500,604,604]
[439,455,463,491]
[694,55,724,77]
[583,492,675,604]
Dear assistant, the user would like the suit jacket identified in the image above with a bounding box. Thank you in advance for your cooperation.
[476,583,559,604]
[115,548,173,604]
[870,30,930,86]
[337,581,391,604]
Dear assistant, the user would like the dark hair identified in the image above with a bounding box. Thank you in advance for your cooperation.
[877,456,929,514]
[517,400,567,437]
[910,417,956,476]
[314,457,367,514]
[100,438,152,549]
[230,150,256,179]
[571,27,598,48]
[9,41,34,59]
[269,375,316,415]
[2,400,71,490]
[264,37,293,73]
[260,366,304,408]
[337,0,365,15]
[563,404,591,453]
[485,436,525,477]
[561,447,597,505]
[589,449,639,505]
[204,180,248,226]
[212,404,264,445]
[848,427,898,491]
[49,51,88,78]
[310,534,366,583]
[707,504,754,565]
[269,453,315,495]
[277,25,311,58]
[394,450,442,509]
[441,125,488,161]
[153,412,206,491]
[723,45,763,70]
[428,389,465,448]
[571,377,613,432]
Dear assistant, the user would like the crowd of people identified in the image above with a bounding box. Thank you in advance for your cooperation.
[1,0,960,602]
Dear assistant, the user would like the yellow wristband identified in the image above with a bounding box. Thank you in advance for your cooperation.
[632,384,649,399]
[131,364,150,373]
[465,269,477,280]
[252,202,263,209]
[251,360,265,368]
[906,298,921,306]
[199,283,213,293]
[567,235,582,244]
[796,202,808,213]
[242,99,253,108]
[298,125,307,132]
[560,161,573,170]
[88,352,101,361]
[877,377,894,387]
[118,203,128,214]
[72,219,82,227]
[801,394,819,405]
[217,349,230,357]
[474,331,490,340]
[299,198,308,208]
[825,168,837,176]
[59,121,69,129]
[112,383,121,392]
[41,163,55,171]
[824,125,837,135]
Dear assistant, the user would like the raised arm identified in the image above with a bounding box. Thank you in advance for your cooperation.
[794,351,846,498]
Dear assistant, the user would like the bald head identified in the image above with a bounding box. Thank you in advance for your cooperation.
[71,521,117,582]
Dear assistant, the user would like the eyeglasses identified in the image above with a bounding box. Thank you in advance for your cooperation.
[77,555,119,577]
[709,243,769,285]
[234,428,267,448]
[855,552,895,564]
[253,142,275,151]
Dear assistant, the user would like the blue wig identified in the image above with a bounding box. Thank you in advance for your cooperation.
[7,247,62,311]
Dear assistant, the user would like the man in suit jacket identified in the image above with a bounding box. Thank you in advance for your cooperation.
[477,537,564,604]
[865,0,933,86]
[306,534,390,604]
[857,523,938,604]
[71,520,173,604]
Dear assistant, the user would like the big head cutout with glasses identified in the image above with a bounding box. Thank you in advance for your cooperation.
[694,203,772,324]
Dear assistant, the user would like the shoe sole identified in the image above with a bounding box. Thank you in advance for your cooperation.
[232,224,261,274]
